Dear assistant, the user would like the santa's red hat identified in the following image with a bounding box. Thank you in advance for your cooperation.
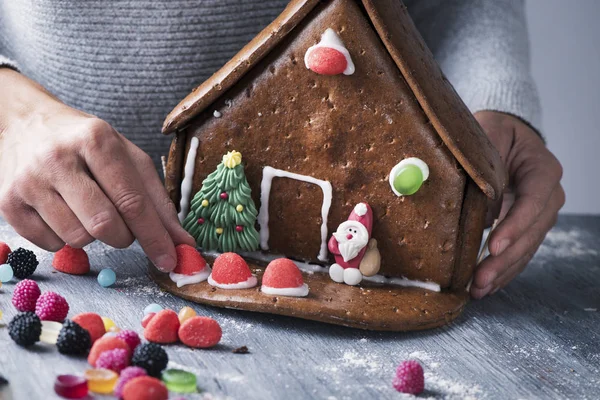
[347,203,373,236]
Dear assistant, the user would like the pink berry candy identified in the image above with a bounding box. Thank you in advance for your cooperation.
[114,366,147,398]
[36,291,69,322]
[95,348,130,373]
[12,279,41,312]
[393,360,424,394]
[116,329,141,352]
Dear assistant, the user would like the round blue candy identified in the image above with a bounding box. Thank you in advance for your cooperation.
[0,263,13,283]
[97,268,116,288]
[144,303,163,315]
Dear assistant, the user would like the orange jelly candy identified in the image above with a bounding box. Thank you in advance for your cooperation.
[83,368,118,394]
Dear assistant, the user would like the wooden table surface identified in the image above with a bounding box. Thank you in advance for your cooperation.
[0,215,599,400]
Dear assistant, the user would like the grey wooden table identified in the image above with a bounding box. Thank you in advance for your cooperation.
[0,215,599,400]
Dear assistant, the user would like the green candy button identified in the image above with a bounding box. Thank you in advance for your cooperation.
[162,369,197,393]
[393,164,424,195]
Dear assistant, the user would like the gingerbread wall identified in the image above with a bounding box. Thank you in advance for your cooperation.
[178,0,467,287]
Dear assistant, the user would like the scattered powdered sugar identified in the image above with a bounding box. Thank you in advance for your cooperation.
[117,276,170,298]
[341,350,383,374]
[536,228,599,259]
[584,308,597,312]
[421,372,483,400]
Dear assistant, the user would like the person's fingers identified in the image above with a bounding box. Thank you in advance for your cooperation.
[30,190,95,248]
[0,196,64,251]
[488,151,562,258]
[472,185,564,298]
[55,172,134,248]
[80,120,176,272]
[125,141,195,247]
[489,186,565,291]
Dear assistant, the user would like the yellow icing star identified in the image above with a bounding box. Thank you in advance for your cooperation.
[236,204,244,212]
[222,150,242,169]
[201,199,209,207]
[216,227,224,235]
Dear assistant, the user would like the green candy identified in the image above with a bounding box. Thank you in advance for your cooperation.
[393,164,424,195]
[162,369,197,393]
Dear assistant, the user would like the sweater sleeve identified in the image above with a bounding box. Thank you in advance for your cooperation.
[0,54,19,71]
[404,0,542,130]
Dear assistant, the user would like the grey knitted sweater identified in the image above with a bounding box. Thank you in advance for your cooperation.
[0,0,540,170]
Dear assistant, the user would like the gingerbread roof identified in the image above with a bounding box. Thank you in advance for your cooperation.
[162,0,506,200]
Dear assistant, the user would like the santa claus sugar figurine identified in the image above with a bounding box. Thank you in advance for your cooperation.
[328,202,381,286]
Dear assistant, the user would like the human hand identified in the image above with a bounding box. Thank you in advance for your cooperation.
[0,69,194,271]
[470,111,565,298]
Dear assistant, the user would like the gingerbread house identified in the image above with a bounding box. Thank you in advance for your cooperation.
[152,0,505,331]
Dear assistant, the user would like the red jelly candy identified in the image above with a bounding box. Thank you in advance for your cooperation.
[54,375,88,399]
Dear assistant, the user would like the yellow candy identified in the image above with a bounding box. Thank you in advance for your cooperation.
[108,325,121,333]
[101,317,116,331]
[84,368,118,394]
[216,227,223,235]
[178,306,197,324]
[201,199,209,207]
[236,205,244,212]
[0,309,3,321]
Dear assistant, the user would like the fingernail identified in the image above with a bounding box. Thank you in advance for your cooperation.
[478,285,493,298]
[495,239,510,255]
[490,286,500,295]
[154,254,176,272]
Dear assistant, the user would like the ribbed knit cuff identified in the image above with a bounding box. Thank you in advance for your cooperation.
[463,78,542,134]
[0,55,20,72]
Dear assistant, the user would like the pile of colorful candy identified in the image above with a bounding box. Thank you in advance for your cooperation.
[2,240,225,399]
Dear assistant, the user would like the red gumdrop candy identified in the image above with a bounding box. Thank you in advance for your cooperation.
[54,375,88,399]
[0,242,11,264]
[173,244,207,275]
[307,47,348,75]
[211,253,252,285]
[144,309,180,344]
[141,312,155,328]
[178,316,222,349]
[263,258,304,289]
[52,245,90,275]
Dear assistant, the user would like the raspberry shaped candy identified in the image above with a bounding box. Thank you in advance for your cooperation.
[114,366,147,398]
[7,248,38,279]
[8,312,41,347]
[122,376,168,400]
[12,279,41,312]
[56,319,92,355]
[116,330,141,352]
[88,336,131,367]
[144,309,180,344]
[178,316,222,349]
[96,348,130,373]
[36,291,69,322]
[131,343,168,378]
[52,245,90,275]
[392,360,425,394]
[0,242,11,264]
[72,312,106,343]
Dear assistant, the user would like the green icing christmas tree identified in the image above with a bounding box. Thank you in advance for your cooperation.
[183,150,260,252]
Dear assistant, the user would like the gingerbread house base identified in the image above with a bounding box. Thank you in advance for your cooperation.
[148,255,468,332]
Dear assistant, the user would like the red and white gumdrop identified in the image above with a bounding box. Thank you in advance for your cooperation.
[169,244,211,288]
[207,253,257,289]
[305,28,355,76]
[261,258,309,297]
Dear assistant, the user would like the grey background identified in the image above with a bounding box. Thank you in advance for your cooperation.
[526,0,600,214]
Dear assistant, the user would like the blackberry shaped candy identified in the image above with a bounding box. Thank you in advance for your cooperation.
[56,320,91,355]
[131,343,168,377]
[7,248,38,279]
[8,312,41,346]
